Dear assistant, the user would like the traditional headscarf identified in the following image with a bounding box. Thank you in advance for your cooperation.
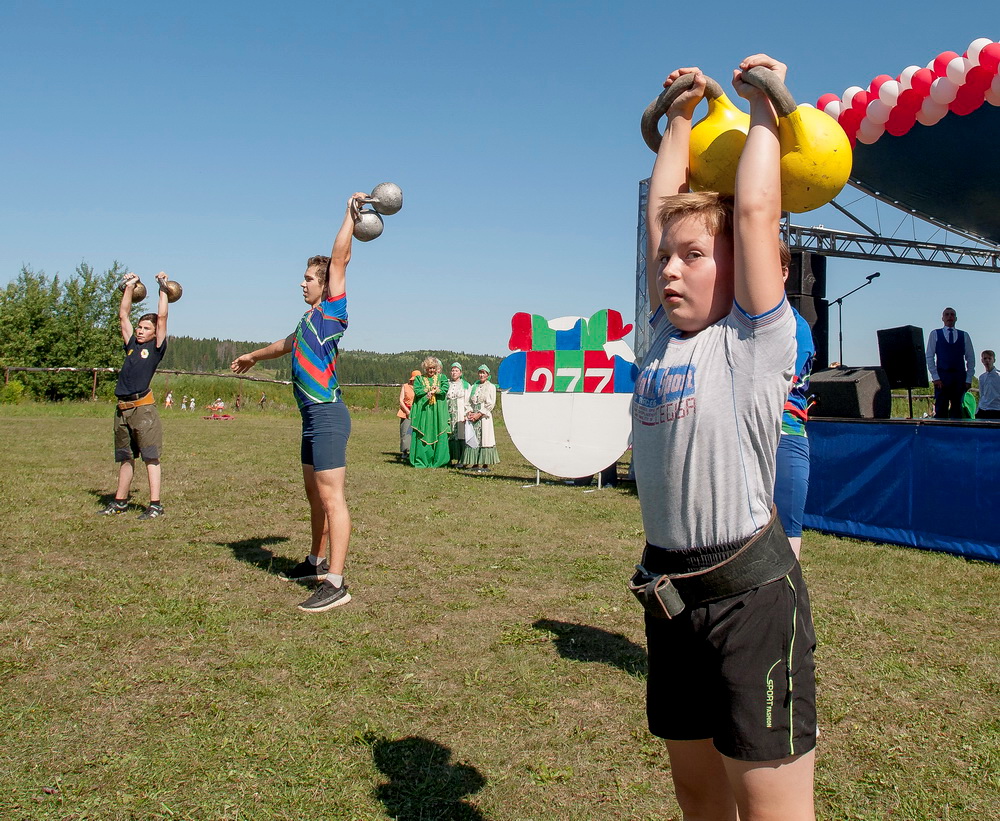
[451,362,463,371]
[477,364,490,375]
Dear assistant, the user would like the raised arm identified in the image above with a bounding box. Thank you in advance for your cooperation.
[230,333,295,374]
[118,272,139,343]
[326,192,367,300]
[646,69,706,314]
[154,272,169,347]
[731,55,784,317]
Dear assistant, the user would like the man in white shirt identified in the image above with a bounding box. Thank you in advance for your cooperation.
[925,307,975,419]
[977,350,1000,420]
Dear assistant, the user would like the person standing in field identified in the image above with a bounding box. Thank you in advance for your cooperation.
[398,369,419,461]
[631,55,816,819]
[446,362,470,465]
[231,192,366,612]
[99,271,172,519]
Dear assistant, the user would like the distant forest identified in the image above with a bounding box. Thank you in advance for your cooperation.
[160,336,504,385]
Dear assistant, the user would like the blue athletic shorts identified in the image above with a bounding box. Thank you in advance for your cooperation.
[774,434,810,538]
[300,401,351,471]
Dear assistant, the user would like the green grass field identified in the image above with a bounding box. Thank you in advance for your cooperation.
[1,403,997,820]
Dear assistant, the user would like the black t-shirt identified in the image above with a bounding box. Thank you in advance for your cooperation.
[115,335,167,398]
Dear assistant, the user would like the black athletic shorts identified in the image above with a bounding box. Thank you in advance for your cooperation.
[300,401,351,471]
[645,561,817,762]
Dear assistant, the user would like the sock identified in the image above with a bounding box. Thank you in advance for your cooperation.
[114,498,128,505]
[149,501,161,508]
[307,554,323,566]
[328,573,344,588]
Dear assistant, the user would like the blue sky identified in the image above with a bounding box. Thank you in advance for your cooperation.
[2,1,998,369]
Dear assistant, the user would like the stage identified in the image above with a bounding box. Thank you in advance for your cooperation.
[804,418,1000,563]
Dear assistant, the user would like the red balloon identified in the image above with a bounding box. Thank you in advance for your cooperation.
[885,106,917,136]
[910,68,935,96]
[851,89,871,111]
[868,74,893,94]
[965,65,995,91]
[896,88,924,112]
[949,82,986,115]
[933,51,960,76]
[817,92,839,110]
[979,43,1000,73]
[838,107,863,138]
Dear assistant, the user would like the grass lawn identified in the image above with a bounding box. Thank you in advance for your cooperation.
[1,403,997,820]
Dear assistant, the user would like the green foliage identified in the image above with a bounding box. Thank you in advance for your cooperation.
[0,378,25,404]
[161,340,504,386]
[0,262,141,400]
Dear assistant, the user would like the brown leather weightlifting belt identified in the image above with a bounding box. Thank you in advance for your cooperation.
[117,390,154,411]
[629,507,795,619]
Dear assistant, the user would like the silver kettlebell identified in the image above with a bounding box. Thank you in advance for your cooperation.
[366,182,403,216]
[353,209,385,242]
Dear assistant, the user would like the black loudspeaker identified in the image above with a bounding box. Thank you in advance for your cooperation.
[877,325,928,389]
[809,367,891,419]
[786,252,829,370]
[786,252,827,297]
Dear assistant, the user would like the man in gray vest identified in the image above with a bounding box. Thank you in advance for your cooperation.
[925,307,975,419]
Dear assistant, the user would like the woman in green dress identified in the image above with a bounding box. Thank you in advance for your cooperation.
[461,365,500,472]
[409,357,451,468]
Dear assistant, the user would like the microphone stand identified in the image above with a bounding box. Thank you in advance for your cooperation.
[828,273,880,366]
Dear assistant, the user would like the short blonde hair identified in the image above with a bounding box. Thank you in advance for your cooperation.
[421,356,442,373]
[657,192,734,239]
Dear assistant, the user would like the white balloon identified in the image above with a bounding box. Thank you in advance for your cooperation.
[878,80,901,106]
[986,74,1000,106]
[920,96,948,118]
[967,38,994,65]
[946,56,971,85]
[866,98,891,124]
[823,100,843,119]
[929,76,958,104]
[842,85,865,107]
[898,65,921,89]
[916,107,946,126]
[856,117,885,143]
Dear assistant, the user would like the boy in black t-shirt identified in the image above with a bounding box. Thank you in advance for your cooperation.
[99,272,171,519]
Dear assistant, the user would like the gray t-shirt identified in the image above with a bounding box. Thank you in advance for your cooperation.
[631,300,795,550]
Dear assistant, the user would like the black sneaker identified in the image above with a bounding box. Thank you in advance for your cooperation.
[98,500,128,515]
[279,558,329,583]
[138,503,164,520]
[297,580,351,612]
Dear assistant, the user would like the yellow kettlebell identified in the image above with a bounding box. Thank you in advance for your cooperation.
[641,68,852,213]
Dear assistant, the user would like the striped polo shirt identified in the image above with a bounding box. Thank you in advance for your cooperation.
[291,292,348,408]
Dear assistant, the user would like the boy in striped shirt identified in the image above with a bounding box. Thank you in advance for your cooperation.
[232,192,366,611]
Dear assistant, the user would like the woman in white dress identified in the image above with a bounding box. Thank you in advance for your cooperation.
[461,365,499,472]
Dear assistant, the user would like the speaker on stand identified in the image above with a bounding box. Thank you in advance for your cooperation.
[877,325,928,419]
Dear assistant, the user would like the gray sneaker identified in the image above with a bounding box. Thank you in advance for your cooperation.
[98,500,129,515]
[297,580,351,612]
[279,558,329,583]
[138,503,164,520]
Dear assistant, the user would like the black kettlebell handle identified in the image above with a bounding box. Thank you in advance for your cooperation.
[641,68,798,153]
[740,66,798,116]
[641,73,727,153]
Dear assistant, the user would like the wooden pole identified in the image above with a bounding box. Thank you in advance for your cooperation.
[92,369,98,401]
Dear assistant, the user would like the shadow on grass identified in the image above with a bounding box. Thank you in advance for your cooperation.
[217,535,296,577]
[87,488,142,513]
[369,735,487,820]
[533,618,647,678]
